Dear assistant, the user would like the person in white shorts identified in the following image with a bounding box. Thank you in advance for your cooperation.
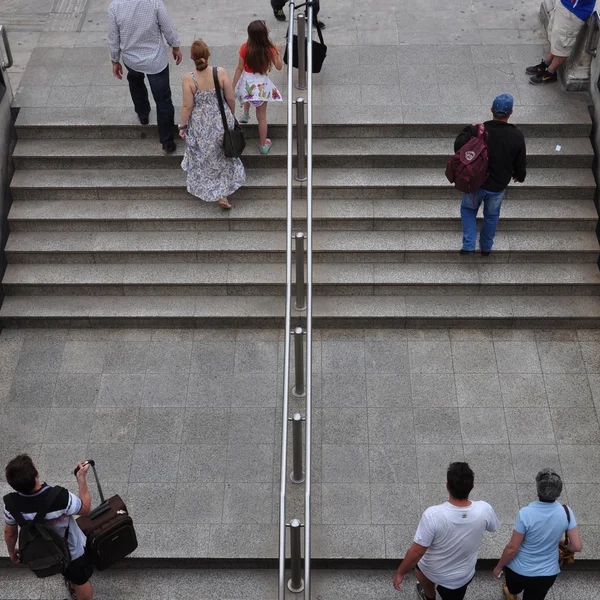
[526,0,596,84]
[393,462,500,600]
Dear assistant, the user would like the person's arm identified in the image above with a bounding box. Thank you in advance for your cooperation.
[486,504,501,533]
[454,125,476,152]
[512,137,527,183]
[4,524,19,564]
[107,7,123,80]
[74,462,91,516]
[566,525,583,553]
[493,530,525,578]
[156,0,182,64]
[179,74,195,137]
[393,542,428,591]
[221,68,236,115]
[232,56,245,90]
[271,45,283,71]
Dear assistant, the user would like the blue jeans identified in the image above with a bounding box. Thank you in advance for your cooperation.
[125,64,174,145]
[460,188,505,252]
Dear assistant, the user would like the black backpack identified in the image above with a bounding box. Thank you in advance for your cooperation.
[4,487,71,578]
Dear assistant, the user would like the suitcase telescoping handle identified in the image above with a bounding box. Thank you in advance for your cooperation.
[73,459,106,504]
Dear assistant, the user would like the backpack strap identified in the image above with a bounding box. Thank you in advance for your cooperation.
[476,123,486,140]
[32,487,63,523]
[3,493,26,528]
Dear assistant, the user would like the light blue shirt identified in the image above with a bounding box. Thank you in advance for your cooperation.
[508,501,577,577]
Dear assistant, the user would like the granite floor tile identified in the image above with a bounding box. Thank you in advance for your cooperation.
[537,342,586,374]
[130,444,180,483]
[145,342,192,374]
[323,407,368,444]
[471,483,519,522]
[44,408,94,444]
[370,484,421,524]
[322,483,372,524]
[322,444,370,483]
[225,444,274,483]
[460,407,508,444]
[408,341,453,373]
[419,483,453,512]
[551,408,600,444]
[190,341,235,374]
[322,340,366,373]
[564,484,600,524]
[369,445,418,484]
[84,443,134,483]
[60,341,106,373]
[580,342,600,373]
[136,407,184,443]
[319,372,368,407]
[416,445,464,483]
[187,373,233,407]
[411,374,457,408]
[10,373,57,407]
[368,408,416,445]
[558,445,600,484]
[505,408,556,444]
[452,342,497,374]
[494,342,541,373]
[222,483,272,523]
[589,375,600,409]
[366,374,412,407]
[37,443,88,481]
[364,341,409,373]
[463,444,515,483]
[455,374,502,407]
[500,373,548,407]
[234,341,278,374]
[177,444,228,482]
[208,524,277,558]
[103,342,149,373]
[312,525,386,559]
[183,408,230,445]
[127,483,174,523]
[173,483,224,524]
[414,408,461,444]
[53,373,100,408]
[544,374,593,407]
[142,373,189,407]
[89,408,138,444]
[231,373,278,407]
[228,407,275,445]
[0,406,50,444]
[16,340,64,373]
[510,444,561,484]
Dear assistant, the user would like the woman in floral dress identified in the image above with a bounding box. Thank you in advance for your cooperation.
[178,40,245,209]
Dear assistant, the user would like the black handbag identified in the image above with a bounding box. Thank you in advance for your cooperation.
[283,19,327,73]
[212,67,245,158]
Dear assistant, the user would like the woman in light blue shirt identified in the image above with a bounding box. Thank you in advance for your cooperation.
[493,469,582,600]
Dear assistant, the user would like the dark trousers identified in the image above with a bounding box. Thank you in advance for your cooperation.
[505,567,558,600]
[125,64,174,145]
[271,0,320,16]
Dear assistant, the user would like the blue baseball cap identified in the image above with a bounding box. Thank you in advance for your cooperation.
[492,93,513,117]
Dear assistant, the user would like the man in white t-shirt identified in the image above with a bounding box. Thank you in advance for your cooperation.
[393,462,500,600]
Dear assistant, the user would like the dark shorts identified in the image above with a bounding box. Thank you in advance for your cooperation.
[416,564,473,600]
[64,553,94,586]
[504,567,557,600]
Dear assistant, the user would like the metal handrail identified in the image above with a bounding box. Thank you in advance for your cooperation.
[0,26,13,69]
[585,10,600,57]
[278,2,297,598]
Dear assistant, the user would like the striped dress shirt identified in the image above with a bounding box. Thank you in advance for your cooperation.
[108,0,181,74]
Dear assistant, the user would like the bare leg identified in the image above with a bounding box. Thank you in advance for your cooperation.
[544,50,554,63]
[243,101,250,115]
[415,569,436,599]
[72,581,93,600]
[548,55,567,72]
[256,102,268,147]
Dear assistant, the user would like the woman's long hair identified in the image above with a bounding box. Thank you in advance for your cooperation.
[245,20,276,74]
[191,39,210,71]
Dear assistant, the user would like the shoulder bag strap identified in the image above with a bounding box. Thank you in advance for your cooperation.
[563,504,571,543]
[212,67,229,133]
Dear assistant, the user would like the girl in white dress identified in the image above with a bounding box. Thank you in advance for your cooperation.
[232,20,283,154]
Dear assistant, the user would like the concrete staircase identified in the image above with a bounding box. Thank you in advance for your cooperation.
[1,107,599,327]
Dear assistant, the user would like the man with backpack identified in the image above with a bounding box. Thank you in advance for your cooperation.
[452,94,527,257]
[3,455,93,600]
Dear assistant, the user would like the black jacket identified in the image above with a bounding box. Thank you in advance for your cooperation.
[454,120,527,193]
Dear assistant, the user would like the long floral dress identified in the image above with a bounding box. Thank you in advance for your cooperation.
[182,71,246,202]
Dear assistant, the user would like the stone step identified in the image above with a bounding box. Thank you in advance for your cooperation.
[4,263,599,296]
[1,294,598,327]
[5,231,598,263]
[10,168,596,201]
[8,198,598,232]
[12,137,593,170]
[14,105,593,139]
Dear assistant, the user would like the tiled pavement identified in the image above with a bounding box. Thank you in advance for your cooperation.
[1,327,600,559]
[2,567,600,600]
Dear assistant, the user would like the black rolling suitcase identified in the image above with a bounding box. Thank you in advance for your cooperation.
[74,460,138,570]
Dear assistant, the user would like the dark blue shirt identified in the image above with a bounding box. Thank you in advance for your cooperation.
[561,0,596,21]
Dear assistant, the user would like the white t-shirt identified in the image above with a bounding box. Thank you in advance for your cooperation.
[415,501,500,589]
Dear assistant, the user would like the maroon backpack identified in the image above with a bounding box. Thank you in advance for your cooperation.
[446,124,489,193]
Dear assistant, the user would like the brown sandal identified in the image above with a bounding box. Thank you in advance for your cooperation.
[218,199,232,210]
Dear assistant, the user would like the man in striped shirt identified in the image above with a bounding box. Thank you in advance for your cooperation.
[3,455,93,600]
[108,0,182,152]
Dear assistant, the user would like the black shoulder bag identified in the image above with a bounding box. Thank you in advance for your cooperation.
[212,67,245,159]
[283,14,327,73]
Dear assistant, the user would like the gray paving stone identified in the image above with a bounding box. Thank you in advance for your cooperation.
[103,342,149,374]
[411,373,457,407]
[364,340,409,373]
[505,408,556,444]
[510,444,561,484]
[414,408,461,444]
[370,484,421,524]
[323,407,368,444]
[60,341,106,373]
[551,408,600,444]
[322,444,370,483]
[494,342,541,373]
[408,341,453,373]
[85,443,134,483]
[321,372,368,407]
[313,525,386,558]
[416,445,464,483]
[499,373,548,407]
[322,340,366,373]
[37,443,87,481]
[590,375,600,409]
[558,444,600,484]
[0,336,23,372]
[460,407,508,444]
[471,483,519,522]
[537,342,586,374]
[544,374,593,407]
[16,340,64,372]
[228,408,275,445]
[366,374,412,407]
[564,484,600,524]
[234,340,278,374]
[173,483,224,524]
[222,483,272,523]
[322,483,372,524]
[225,444,274,483]
[452,342,497,374]
[177,444,227,483]
[419,483,453,512]
[53,373,100,408]
[190,341,235,374]
[134,524,211,559]
[208,524,277,558]
[368,408,416,445]
[89,408,138,443]
[136,407,184,443]
[130,444,180,483]
[97,373,144,407]
[455,373,502,407]
[231,373,278,407]
[141,373,188,407]
[10,373,56,407]
[145,342,192,374]
[0,406,49,444]
[182,408,230,445]
[127,483,174,523]
[369,445,418,484]
[43,408,93,443]
[580,342,600,373]
[0,372,13,406]
[187,373,232,407]
[463,444,514,483]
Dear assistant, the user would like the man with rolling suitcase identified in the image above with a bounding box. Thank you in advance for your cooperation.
[3,454,94,600]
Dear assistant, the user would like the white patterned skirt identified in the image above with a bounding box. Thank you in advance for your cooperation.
[235,71,283,107]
